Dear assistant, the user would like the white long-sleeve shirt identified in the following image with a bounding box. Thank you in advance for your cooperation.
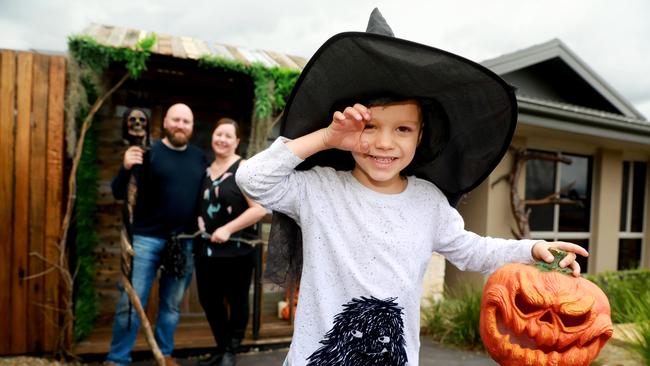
[236,137,537,366]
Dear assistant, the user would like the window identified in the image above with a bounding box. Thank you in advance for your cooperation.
[525,150,592,272]
[618,161,647,270]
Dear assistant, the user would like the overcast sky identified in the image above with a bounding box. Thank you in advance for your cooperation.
[1,0,649,118]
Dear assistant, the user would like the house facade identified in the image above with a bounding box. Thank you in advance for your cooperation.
[441,39,650,290]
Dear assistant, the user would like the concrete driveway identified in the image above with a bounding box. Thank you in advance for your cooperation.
[126,336,498,366]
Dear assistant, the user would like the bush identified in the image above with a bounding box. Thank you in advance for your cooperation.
[422,285,484,350]
[629,320,650,365]
[587,269,650,364]
[586,269,650,324]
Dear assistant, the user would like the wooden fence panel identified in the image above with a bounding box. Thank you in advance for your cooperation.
[0,50,17,355]
[44,55,66,351]
[28,53,50,352]
[11,51,34,354]
[0,50,66,355]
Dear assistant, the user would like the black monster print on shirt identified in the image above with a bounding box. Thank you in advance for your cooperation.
[306,296,407,366]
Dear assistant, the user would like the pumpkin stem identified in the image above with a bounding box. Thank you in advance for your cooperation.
[536,248,573,275]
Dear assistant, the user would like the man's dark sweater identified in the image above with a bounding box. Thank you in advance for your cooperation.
[112,140,207,239]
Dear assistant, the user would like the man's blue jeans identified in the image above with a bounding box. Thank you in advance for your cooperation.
[106,235,194,365]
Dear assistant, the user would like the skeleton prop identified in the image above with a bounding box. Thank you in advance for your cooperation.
[118,108,165,365]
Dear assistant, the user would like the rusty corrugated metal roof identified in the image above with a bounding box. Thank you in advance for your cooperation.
[82,24,307,70]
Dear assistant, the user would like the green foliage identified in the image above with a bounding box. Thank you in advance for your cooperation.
[251,64,274,119]
[586,269,650,365]
[422,285,484,350]
[198,55,250,74]
[68,34,156,78]
[198,55,300,118]
[586,269,650,324]
[66,32,155,341]
[629,320,650,365]
[72,76,99,341]
[270,67,300,111]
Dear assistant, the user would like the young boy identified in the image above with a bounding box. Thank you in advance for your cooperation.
[236,9,588,366]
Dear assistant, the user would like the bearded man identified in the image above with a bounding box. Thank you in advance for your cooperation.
[106,103,207,366]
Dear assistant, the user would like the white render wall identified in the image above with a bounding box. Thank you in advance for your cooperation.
[420,253,446,308]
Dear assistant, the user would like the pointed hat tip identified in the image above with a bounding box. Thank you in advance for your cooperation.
[366,7,395,37]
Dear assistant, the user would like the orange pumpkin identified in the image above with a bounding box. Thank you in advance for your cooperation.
[281,286,299,321]
[479,249,613,366]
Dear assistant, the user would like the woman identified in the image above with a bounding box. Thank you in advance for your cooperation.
[195,118,267,366]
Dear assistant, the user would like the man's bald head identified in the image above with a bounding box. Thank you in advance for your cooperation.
[166,103,193,119]
[163,103,194,148]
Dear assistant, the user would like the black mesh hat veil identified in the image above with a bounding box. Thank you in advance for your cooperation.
[265,8,518,285]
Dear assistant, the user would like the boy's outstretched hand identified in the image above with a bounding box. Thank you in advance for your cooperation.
[532,241,589,277]
[322,103,372,153]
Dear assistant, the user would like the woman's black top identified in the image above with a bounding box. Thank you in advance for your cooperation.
[196,158,257,257]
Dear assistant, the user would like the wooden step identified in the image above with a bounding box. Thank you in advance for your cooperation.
[73,315,293,355]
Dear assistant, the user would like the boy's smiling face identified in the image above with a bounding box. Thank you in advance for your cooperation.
[351,100,422,193]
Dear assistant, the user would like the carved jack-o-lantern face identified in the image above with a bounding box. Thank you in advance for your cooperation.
[480,263,613,366]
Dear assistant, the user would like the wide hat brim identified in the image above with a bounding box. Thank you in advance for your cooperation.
[280,32,517,203]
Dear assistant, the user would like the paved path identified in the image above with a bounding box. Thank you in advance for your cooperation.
[123,336,498,365]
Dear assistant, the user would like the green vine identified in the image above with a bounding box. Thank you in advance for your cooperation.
[199,55,300,156]
[198,55,300,119]
[72,76,99,341]
[66,35,155,341]
[68,35,156,78]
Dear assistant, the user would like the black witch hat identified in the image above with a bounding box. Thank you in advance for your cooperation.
[265,8,518,285]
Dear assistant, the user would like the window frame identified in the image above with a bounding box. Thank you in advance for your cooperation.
[527,150,594,242]
[618,160,647,270]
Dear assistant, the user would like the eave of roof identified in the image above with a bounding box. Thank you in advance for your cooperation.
[483,39,645,120]
[81,23,307,71]
[517,95,650,145]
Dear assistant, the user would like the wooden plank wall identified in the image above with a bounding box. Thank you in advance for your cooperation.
[0,50,66,355]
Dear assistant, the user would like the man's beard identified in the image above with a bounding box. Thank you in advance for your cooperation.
[164,127,191,147]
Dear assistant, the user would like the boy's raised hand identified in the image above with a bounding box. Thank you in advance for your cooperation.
[532,241,589,277]
[322,103,372,153]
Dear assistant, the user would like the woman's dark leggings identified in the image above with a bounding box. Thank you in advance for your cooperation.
[195,252,254,351]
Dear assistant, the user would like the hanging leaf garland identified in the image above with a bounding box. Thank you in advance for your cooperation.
[198,55,301,118]
[66,35,156,341]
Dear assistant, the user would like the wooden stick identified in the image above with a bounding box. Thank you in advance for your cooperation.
[51,72,129,353]
[59,72,129,262]
[120,273,166,366]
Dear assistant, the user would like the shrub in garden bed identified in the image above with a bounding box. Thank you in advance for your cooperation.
[586,269,650,324]
[422,285,484,350]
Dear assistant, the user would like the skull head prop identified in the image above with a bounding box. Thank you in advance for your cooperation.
[122,108,150,148]
[479,253,613,366]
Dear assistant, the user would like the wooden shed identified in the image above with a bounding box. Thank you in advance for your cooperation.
[0,23,306,356]
[71,24,308,355]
